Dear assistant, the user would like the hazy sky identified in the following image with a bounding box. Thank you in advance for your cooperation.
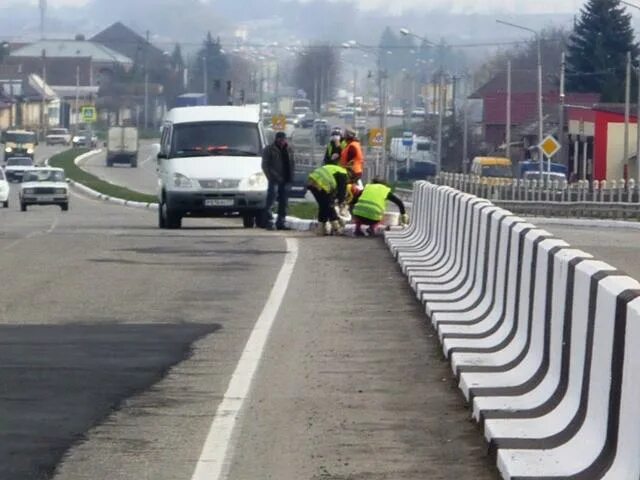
[24,0,593,13]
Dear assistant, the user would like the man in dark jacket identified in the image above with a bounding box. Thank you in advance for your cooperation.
[261,131,295,230]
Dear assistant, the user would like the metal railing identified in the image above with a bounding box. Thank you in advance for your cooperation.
[413,173,640,220]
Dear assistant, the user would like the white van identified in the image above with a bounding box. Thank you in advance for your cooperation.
[157,106,268,229]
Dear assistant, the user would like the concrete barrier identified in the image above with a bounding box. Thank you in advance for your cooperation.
[386,182,640,479]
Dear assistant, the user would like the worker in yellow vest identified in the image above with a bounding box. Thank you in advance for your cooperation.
[352,178,409,237]
[307,159,349,235]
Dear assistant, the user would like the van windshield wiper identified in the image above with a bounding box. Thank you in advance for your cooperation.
[222,148,260,156]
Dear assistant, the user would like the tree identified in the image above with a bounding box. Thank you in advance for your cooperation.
[191,32,230,105]
[292,45,340,112]
[567,0,639,101]
[170,43,184,70]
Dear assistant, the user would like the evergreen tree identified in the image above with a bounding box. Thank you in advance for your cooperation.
[171,43,184,70]
[567,0,639,101]
[191,32,229,105]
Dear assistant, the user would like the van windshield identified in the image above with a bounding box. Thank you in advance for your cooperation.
[5,132,36,144]
[171,122,261,158]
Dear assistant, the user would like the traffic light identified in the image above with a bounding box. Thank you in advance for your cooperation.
[226,80,233,96]
[213,79,221,90]
[240,89,245,104]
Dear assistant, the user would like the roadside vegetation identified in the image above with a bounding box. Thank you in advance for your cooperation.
[49,149,157,204]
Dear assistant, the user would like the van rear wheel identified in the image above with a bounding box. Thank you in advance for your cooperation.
[160,201,181,229]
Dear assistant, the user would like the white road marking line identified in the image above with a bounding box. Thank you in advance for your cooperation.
[190,237,299,480]
[0,214,59,251]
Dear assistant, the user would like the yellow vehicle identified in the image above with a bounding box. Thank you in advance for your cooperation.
[470,156,513,185]
[2,129,38,159]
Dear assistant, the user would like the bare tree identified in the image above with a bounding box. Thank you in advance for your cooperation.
[293,45,341,111]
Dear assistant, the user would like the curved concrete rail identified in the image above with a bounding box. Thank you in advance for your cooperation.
[386,182,640,479]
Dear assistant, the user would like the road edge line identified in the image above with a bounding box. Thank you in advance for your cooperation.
[189,237,299,480]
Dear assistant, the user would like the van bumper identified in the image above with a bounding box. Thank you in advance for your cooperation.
[165,190,268,217]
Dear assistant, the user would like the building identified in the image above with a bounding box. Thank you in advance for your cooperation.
[0,65,59,130]
[567,104,640,182]
[9,38,133,87]
[471,69,599,155]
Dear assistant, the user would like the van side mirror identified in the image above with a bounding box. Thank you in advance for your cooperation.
[157,152,167,160]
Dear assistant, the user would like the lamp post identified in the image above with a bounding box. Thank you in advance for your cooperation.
[400,29,439,168]
[496,20,544,178]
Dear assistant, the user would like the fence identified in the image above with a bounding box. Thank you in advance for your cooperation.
[415,173,640,220]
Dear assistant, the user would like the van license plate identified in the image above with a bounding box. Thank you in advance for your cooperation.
[204,199,234,207]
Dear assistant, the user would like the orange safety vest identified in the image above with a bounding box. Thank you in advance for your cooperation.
[340,140,364,176]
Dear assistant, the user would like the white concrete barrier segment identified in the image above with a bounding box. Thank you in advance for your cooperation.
[385,182,640,479]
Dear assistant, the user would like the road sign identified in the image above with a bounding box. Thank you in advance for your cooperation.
[539,135,561,158]
[271,114,286,132]
[368,128,384,147]
[402,131,414,147]
[80,105,97,123]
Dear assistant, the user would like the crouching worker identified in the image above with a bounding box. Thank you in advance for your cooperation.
[352,178,409,237]
[307,160,349,236]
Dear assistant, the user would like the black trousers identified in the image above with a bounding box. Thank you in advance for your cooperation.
[308,186,337,223]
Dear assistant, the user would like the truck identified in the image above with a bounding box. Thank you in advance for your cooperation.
[390,135,438,180]
[175,93,207,108]
[1,129,37,160]
[106,127,139,168]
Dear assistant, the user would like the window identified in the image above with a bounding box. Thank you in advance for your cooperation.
[171,122,261,158]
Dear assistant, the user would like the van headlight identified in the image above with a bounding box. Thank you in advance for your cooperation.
[27,148,34,154]
[5,147,12,153]
[173,172,195,189]
[241,172,268,191]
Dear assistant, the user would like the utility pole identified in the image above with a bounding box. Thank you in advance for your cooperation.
[202,56,208,105]
[258,64,264,122]
[506,60,512,160]
[353,69,357,128]
[143,30,150,130]
[624,50,631,178]
[462,75,469,173]
[381,69,388,177]
[274,64,280,114]
[41,49,47,133]
[451,75,458,126]
[536,34,544,177]
[436,73,445,174]
[559,51,566,166]
[39,0,46,40]
[74,64,80,132]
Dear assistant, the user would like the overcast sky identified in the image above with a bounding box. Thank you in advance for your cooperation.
[27,0,593,14]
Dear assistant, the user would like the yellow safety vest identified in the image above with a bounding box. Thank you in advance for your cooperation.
[308,164,348,193]
[353,184,391,221]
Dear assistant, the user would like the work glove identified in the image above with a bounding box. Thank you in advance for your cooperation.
[400,213,410,226]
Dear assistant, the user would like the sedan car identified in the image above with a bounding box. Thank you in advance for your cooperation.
[4,156,36,182]
[45,128,71,145]
[19,167,69,211]
[0,168,9,208]
[72,130,98,148]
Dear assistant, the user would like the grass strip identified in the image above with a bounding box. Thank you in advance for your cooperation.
[49,149,157,204]
[289,202,318,220]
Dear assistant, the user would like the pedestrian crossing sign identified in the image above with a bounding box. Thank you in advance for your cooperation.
[369,128,384,147]
[80,106,97,123]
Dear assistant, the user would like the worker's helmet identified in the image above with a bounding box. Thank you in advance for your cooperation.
[344,128,356,139]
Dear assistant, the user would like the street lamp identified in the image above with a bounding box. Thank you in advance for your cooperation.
[496,19,544,177]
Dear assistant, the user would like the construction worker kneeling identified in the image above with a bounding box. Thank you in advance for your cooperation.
[307,159,349,236]
[352,178,409,237]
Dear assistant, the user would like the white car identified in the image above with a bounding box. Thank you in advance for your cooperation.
[0,168,9,208]
[4,156,36,182]
[45,128,71,146]
[19,167,69,211]
[157,106,268,229]
[390,108,404,117]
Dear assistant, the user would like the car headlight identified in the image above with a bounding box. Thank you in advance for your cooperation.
[72,136,80,143]
[173,172,195,189]
[241,172,268,191]
[55,188,67,194]
[5,147,12,153]
[27,148,34,154]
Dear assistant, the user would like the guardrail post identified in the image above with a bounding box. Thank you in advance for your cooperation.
[599,180,607,203]
[629,179,636,203]
[592,180,599,203]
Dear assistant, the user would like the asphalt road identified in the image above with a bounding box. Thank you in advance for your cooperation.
[533,221,640,281]
[79,141,159,195]
[1,145,499,480]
